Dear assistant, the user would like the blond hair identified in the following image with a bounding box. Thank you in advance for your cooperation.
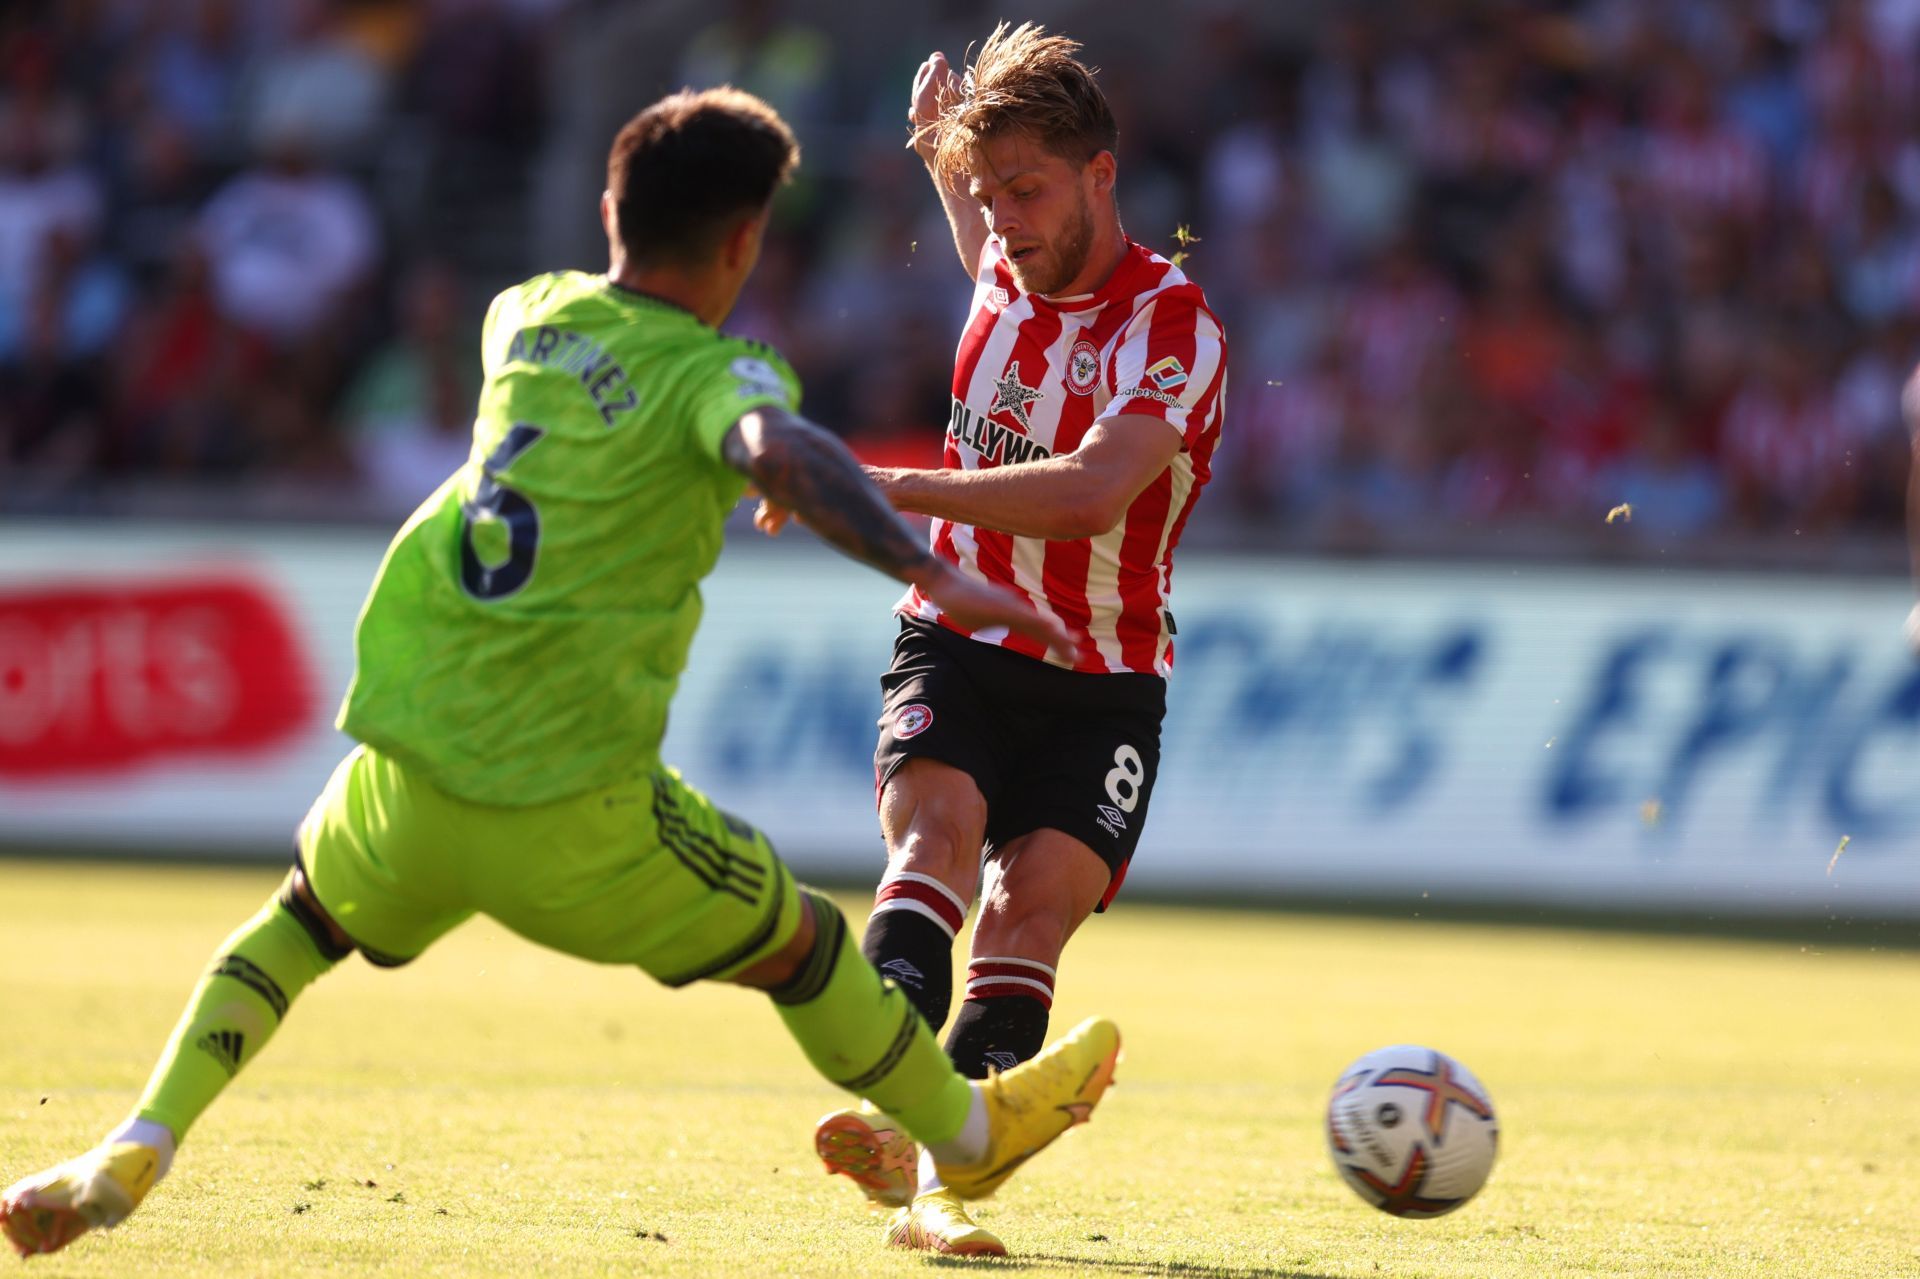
[916,23,1118,182]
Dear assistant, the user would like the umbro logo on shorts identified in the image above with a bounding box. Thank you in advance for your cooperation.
[1095,804,1128,836]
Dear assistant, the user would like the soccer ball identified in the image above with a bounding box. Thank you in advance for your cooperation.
[1325,1044,1498,1218]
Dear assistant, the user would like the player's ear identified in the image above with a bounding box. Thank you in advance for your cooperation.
[600,191,619,244]
[1086,150,1116,198]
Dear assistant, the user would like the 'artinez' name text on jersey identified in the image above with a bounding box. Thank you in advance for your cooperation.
[899,237,1227,677]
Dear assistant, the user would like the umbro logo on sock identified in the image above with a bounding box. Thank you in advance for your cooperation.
[880,959,926,987]
[983,1050,1022,1072]
[197,1029,246,1078]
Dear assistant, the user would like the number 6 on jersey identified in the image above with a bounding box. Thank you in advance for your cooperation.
[461,424,546,600]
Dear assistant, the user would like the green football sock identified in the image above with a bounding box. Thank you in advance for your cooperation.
[770,890,973,1147]
[132,892,342,1142]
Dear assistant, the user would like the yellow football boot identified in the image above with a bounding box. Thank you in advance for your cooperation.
[814,1103,918,1208]
[885,1186,1006,1256]
[2,1142,162,1258]
[935,1015,1120,1201]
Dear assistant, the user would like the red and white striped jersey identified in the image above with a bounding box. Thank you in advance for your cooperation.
[898,237,1227,677]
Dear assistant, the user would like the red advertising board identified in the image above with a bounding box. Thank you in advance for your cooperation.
[0,578,317,779]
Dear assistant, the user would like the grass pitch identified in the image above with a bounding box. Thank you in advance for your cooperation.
[2,858,1916,1278]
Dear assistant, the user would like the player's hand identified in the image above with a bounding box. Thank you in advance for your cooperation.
[755,498,797,537]
[909,52,960,156]
[914,560,1077,664]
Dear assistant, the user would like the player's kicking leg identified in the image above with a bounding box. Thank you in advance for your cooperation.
[3,747,463,1260]
[821,826,1114,1254]
[730,887,1118,1232]
[1,866,354,1258]
[813,757,987,1209]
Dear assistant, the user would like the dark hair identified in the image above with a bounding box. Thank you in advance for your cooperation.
[607,87,799,266]
[917,22,1117,181]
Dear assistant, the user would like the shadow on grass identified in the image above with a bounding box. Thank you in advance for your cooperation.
[926,1254,1341,1279]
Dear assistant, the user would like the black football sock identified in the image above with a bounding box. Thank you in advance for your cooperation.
[944,953,1056,1078]
[862,871,968,1032]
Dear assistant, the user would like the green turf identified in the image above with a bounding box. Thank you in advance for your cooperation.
[2,858,1916,1278]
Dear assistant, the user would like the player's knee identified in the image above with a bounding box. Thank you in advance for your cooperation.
[974,846,1102,958]
[879,764,986,884]
[886,821,976,885]
[974,884,1076,960]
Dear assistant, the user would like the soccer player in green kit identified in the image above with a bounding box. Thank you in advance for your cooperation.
[2,88,1120,1260]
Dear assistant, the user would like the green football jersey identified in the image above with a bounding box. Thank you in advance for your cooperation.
[338,270,801,806]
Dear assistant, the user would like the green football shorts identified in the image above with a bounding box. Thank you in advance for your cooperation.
[296,744,800,986]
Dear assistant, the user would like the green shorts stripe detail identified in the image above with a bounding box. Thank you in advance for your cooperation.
[211,955,289,1020]
[769,890,846,1007]
[650,775,765,903]
[660,869,793,988]
[834,1005,920,1094]
[662,803,768,889]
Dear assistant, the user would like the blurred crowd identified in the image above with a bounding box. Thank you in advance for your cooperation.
[4,0,1919,558]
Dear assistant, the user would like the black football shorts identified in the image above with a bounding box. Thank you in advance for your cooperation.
[873,616,1166,910]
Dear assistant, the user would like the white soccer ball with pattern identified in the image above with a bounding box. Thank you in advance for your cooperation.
[1325,1044,1498,1218]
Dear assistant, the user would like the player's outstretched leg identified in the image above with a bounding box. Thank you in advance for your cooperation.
[815,760,987,1211]
[761,891,1118,1237]
[811,877,952,1215]
[812,866,972,1211]
[1,876,346,1258]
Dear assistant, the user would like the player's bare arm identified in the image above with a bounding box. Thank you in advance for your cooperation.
[723,406,1073,656]
[910,52,990,278]
[868,414,1183,541]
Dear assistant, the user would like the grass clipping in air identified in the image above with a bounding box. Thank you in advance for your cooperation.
[1,859,1915,1278]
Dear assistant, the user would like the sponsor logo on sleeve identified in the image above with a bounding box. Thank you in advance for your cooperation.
[1119,384,1184,408]
[730,355,788,402]
[1147,355,1189,392]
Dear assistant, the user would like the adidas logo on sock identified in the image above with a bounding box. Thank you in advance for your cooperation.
[196,1028,246,1078]
[880,958,926,988]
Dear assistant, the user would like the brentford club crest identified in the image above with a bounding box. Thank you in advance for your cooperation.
[895,703,934,739]
[1067,339,1101,395]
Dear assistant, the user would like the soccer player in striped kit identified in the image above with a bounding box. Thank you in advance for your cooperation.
[802,22,1227,1255]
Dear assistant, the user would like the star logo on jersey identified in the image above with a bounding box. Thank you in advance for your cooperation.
[988,362,1045,431]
